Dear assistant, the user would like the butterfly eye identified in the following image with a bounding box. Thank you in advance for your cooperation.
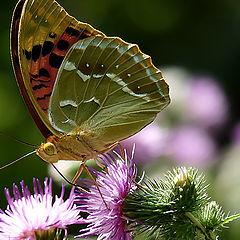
[43,143,56,156]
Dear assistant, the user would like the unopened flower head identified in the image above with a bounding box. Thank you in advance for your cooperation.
[0,178,80,240]
[76,150,138,240]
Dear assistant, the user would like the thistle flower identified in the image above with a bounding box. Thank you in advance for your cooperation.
[165,126,216,166]
[75,151,138,240]
[114,123,168,165]
[164,68,228,129]
[186,77,228,129]
[0,178,80,240]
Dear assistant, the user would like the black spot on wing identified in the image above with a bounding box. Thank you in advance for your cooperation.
[57,40,70,51]
[37,92,52,101]
[30,68,50,78]
[80,31,91,39]
[31,74,39,78]
[42,41,54,57]
[23,49,32,60]
[65,27,80,37]
[32,45,42,62]
[49,53,64,68]
[39,68,50,78]
[32,83,49,90]
[49,32,57,39]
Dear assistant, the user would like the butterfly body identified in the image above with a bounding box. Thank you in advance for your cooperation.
[37,128,116,163]
[11,0,170,167]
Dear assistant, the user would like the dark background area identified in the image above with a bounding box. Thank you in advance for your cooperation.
[0,0,239,239]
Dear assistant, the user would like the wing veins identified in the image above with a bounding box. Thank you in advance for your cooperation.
[88,100,166,128]
[90,118,155,131]
[83,39,138,121]
[108,71,164,97]
[73,38,126,123]
[80,37,105,106]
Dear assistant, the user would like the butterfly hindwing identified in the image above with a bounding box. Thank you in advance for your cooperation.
[49,36,170,147]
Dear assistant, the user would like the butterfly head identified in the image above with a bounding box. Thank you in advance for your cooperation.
[36,142,59,163]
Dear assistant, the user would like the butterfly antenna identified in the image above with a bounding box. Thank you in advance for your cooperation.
[0,150,37,170]
[0,132,37,147]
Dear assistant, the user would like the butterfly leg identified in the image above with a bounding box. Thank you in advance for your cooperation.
[82,164,110,210]
[71,162,85,184]
[94,158,108,173]
[117,142,125,160]
[93,142,125,172]
[93,141,120,173]
[51,163,88,193]
[101,141,119,153]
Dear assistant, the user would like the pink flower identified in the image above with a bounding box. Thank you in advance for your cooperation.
[76,152,137,240]
[165,126,216,166]
[187,77,228,129]
[114,123,168,165]
[0,178,80,240]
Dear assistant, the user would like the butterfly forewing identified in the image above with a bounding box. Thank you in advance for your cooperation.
[12,0,104,137]
[49,36,170,147]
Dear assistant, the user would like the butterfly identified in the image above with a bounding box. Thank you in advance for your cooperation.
[11,0,170,175]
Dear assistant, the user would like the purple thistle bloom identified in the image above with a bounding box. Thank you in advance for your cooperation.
[114,123,168,166]
[0,178,80,240]
[165,126,216,166]
[75,151,137,240]
[186,76,228,129]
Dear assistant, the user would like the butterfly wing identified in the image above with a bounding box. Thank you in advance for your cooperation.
[11,0,104,137]
[49,36,170,149]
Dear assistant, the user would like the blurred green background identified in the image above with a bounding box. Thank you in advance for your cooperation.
[0,0,240,239]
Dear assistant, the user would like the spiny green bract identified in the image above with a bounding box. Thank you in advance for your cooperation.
[123,167,239,240]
